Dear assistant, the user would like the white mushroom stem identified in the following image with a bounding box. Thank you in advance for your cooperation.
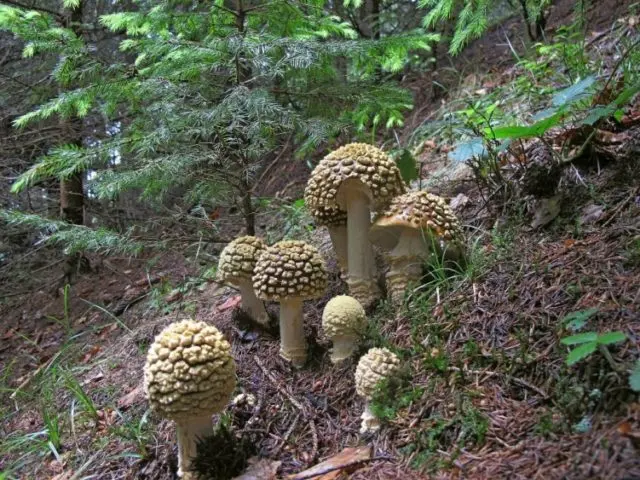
[175,415,212,479]
[326,223,348,274]
[341,181,380,307]
[330,334,359,363]
[279,298,307,368]
[236,279,270,326]
[386,232,428,306]
[359,402,381,434]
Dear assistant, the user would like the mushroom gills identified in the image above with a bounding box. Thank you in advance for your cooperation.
[175,415,213,479]
[337,179,380,307]
[236,278,270,325]
[279,298,307,367]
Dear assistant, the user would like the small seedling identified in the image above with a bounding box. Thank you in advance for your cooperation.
[562,308,598,332]
[560,331,627,366]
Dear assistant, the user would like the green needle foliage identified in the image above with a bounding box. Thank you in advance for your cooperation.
[1,0,439,240]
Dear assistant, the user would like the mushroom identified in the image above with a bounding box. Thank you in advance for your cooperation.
[369,191,465,305]
[144,319,236,479]
[217,235,270,325]
[354,347,401,434]
[305,143,406,308]
[310,205,348,275]
[322,295,367,363]
[253,240,327,367]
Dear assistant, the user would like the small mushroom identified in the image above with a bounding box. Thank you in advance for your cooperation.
[310,205,348,275]
[305,143,406,308]
[217,236,270,325]
[253,240,327,367]
[369,191,465,305]
[355,347,401,434]
[144,319,236,479]
[322,295,366,363]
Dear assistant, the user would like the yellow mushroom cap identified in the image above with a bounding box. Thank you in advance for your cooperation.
[322,295,366,337]
[369,191,464,251]
[355,348,401,400]
[252,240,327,301]
[304,143,406,212]
[217,236,267,284]
[143,319,236,421]
[310,205,347,227]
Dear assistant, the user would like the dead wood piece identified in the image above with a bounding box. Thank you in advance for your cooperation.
[287,446,393,480]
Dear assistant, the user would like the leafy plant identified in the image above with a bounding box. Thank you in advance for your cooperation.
[62,369,99,420]
[560,331,627,366]
[562,308,598,332]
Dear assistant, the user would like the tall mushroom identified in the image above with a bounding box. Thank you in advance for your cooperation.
[355,347,401,434]
[253,240,327,367]
[217,236,270,325]
[322,295,367,363]
[305,143,406,308]
[144,319,236,479]
[369,191,465,305]
[310,205,348,275]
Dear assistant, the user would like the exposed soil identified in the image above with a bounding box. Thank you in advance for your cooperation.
[1,1,640,479]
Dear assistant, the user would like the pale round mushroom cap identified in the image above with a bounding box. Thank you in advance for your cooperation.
[322,295,366,337]
[144,319,236,421]
[305,143,406,212]
[310,205,347,227]
[253,240,327,301]
[369,191,464,251]
[217,236,267,284]
[355,347,401,399]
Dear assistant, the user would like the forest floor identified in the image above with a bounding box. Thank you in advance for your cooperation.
[1,1,640,479]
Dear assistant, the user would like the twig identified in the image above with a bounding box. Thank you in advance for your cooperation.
[308,418,318,462]
[253,355,304,410]
[10,349,63,400]
[274,412,300,455]
[289,456,394,480]
[447,366,549,399]
[602,188,638,227]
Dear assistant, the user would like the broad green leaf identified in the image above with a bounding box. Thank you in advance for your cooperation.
[562,308,598,332]
[448,138,486,163]
[566,342,597,366]
[629,360,640,392]
[561,332,598,345]
[489,112,563,140]
[394,149,418,184]
[552,76,597,107]
[292,198,305,209]
[596,331,626,345]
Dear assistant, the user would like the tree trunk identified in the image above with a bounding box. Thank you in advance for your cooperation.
[60,1,87,285]
[60,172,84,225]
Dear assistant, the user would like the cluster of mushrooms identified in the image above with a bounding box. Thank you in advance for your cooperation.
[142,143,466,479]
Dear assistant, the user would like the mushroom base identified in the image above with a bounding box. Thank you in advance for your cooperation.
[347,277,381,310]
[359,403,381,434]
[176,415,213,479]
[279,298,307,368]
[330,334,359,363]
[237,280,270,326]
[386,256,423,306]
